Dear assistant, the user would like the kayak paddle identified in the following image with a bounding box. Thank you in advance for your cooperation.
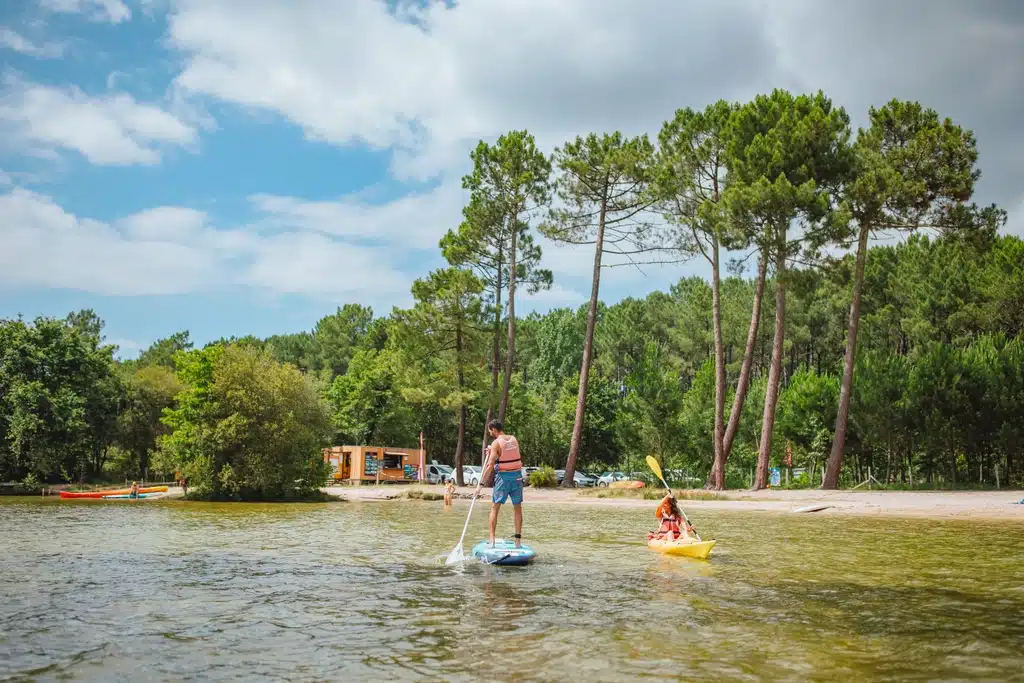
[645,455,701,542]
[445,488,479,566]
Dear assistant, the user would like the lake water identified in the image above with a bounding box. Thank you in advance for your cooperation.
[1,497,1022,682]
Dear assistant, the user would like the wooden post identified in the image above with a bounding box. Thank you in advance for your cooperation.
[419,432,425,483]
[868,467,872,490]
[995,463,1000,489]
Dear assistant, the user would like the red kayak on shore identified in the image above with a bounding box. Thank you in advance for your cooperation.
[59,486,169,499]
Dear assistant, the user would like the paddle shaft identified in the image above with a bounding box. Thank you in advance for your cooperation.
[455,490,478,550]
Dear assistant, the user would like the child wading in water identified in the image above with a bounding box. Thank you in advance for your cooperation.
[648,494,695,542]
[444,479,456,508]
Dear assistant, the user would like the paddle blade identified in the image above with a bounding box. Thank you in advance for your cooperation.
[444,544,466,566]
[645,455,664,482]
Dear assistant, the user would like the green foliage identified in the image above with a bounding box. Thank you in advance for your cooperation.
[777,369,839,466]
[4,96,1023,495]
[0,312,121,483]
[528,466,557,488]
[160,344,332,500]
[542,131,658,252]
[114,364,182,478]
[133,331,193,370]
[314,304,373,378]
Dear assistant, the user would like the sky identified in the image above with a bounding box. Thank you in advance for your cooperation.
[2,0,1022,358]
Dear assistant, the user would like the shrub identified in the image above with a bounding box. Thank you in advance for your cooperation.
[159,344,333,501]
[528,466,557,488]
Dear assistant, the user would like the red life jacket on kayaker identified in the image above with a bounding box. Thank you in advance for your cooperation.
[493,434,523,472]
[648,514,683,540]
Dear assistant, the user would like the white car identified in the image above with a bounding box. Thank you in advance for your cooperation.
[447,465,483,485]
[597,471,628,487]
[426,464,453,484]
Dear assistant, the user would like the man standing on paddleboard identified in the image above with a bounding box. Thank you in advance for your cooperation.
[476,420,524,548]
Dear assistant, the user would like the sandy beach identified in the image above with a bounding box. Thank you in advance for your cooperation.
[322,483,1024,521]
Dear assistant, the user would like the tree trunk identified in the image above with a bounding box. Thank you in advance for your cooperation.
[708,250,768,489]
[708,237,726,489]
[823,222,870,489]
[455,327,466,487]
[480,253,502,487]
[498,224,518,424]
[755,240,786,490]
[563,194,607,487]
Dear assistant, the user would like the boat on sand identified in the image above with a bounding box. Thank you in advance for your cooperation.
[59,486,168,499]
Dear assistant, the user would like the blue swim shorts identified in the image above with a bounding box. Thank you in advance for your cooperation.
[492,470,524,505]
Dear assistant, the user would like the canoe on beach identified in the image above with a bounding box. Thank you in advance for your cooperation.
[59,486,169,499]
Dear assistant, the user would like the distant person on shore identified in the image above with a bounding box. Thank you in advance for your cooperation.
[129,481,139,499]
[648,495,694,542]
[444,478,455,507]
[476,420,524,548]
[180,478,187,497]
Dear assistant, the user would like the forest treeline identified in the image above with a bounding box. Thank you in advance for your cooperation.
[2,89,1021,498]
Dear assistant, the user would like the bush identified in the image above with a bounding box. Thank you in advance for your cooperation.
[528,466,557,488]
[407,489,444,501]
[159,344,333,501]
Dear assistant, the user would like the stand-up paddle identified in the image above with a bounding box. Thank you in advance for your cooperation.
[646,455,701,542]
[445,489,478,565]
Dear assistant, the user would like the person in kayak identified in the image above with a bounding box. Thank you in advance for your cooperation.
[648,494,695,542]
[476,420,524,548]
[129,481,139,499]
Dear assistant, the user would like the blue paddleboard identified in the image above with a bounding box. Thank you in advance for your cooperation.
[471,539,536,566]
[102,493,161,499]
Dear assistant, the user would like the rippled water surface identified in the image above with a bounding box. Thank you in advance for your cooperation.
[1,496,1022,682]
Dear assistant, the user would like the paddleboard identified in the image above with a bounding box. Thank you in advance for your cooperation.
[793,504,832,513]
[101,492,165,500]
[471,539,536,566]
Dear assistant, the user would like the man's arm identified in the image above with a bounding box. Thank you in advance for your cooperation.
[477,441,500,490]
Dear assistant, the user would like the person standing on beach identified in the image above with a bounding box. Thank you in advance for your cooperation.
[476,420,524,547]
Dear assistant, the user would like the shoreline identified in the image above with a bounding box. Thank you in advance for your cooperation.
[324,484,1024,521]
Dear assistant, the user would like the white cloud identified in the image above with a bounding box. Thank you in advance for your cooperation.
[39,0,131,24]
[0,188,414,304]
[1005,198,1024,238]
[116,206,207,241]
[240,231,411,300]
[165,0,1023,202]
[249,179,465,249]
[168,0,779,181]
[521,283,586,309]
[0,75,196,165]
[0,27,65,58]
[0,188,218,294]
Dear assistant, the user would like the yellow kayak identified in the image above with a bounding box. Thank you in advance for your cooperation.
[648,537,717,559]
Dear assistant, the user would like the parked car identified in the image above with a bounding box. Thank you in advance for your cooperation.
[426,464,453,484]
[521,466,540,485]
[554,470,596,487]
[597,471,628,487]
[573,472,597,487]
[460,465,483,486]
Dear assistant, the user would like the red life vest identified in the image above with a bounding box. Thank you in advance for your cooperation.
[659,515,682,534]
[648,514,683,540]
[494,434,523,472]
